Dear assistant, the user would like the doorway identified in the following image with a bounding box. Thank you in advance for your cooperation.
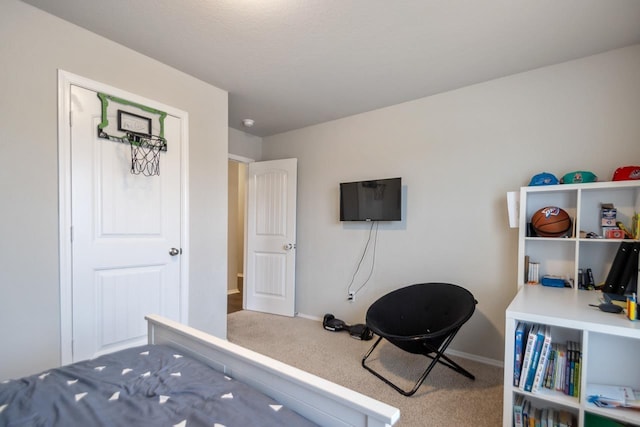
[228,159,247,313]
[226,156,298,316]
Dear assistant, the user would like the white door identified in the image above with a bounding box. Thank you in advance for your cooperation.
[70,85,183,361]
[245,159,297,316]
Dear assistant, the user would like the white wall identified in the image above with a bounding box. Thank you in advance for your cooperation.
[229,127,263,161]
[0,0,228,380]
[263,45,640,362]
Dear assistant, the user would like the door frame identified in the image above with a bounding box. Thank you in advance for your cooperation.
[57,70,190,364]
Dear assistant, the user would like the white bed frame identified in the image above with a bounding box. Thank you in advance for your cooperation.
[146,315,400,427]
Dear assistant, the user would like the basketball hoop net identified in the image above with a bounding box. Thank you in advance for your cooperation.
[126,132,167,177]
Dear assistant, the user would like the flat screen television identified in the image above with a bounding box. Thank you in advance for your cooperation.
[340,177,402,221]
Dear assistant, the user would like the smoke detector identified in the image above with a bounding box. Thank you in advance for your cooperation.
[242,119,255,128]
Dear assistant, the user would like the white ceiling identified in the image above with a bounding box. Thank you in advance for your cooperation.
[22,0,640,137]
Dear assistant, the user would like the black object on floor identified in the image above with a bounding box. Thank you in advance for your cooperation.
[589,303,623,313]
[323,314,374,340]
[362,282,477,396]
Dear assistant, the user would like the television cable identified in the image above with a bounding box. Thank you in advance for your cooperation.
[346,221,379,299]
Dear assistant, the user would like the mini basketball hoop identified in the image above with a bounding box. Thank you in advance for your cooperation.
[96,92,169,177]
[127,132,167,176]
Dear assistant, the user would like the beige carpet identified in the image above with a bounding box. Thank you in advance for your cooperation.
[227,310,503,427]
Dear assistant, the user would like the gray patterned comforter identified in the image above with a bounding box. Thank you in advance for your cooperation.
[0,344,318,427]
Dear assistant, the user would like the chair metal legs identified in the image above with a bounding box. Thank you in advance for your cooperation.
[361,329,475,396]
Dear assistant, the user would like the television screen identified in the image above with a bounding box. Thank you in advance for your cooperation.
[340,177,401,221]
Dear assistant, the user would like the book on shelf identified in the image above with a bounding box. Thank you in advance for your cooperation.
[533,407,542,427]
[577,268,596,290]
[513,394,525,427]
[561,340,582,398]
[573,343,582,398]
[519,324,540,391]
[543,343,556,389]
[513,323,582,398]
[522,400,532,427]
[524,324,546,392]
[513,322,528,387]
[513,400,576,427]
[531,325,552,393]
[527,262,540,284]
[586,268,595,290]
[540,407,548,427]
[586,383,634,405]
[586,383,640,412]
[628,390,640,409]
[554,343,567,393]
[566,341,575,396]
[546,408,555,427]
[545,341,580,396]
[577,268,585,290]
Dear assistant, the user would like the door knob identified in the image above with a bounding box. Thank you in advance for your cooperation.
[169,248,180,256]
[283,243,295,250]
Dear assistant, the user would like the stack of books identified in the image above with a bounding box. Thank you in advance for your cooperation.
[513,395,575,427]
[586,383,640,410]
[513,322,582,397]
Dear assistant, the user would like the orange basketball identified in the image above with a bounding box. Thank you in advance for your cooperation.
[531,207,572,237]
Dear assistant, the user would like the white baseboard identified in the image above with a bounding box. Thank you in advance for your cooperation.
[296,312,322,322]
[445,348,503,368]
[227,289,240,295]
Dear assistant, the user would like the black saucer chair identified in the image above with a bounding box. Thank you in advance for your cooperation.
[361,282,477,396]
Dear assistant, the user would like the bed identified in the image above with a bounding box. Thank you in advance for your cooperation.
[0,314,400,427]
